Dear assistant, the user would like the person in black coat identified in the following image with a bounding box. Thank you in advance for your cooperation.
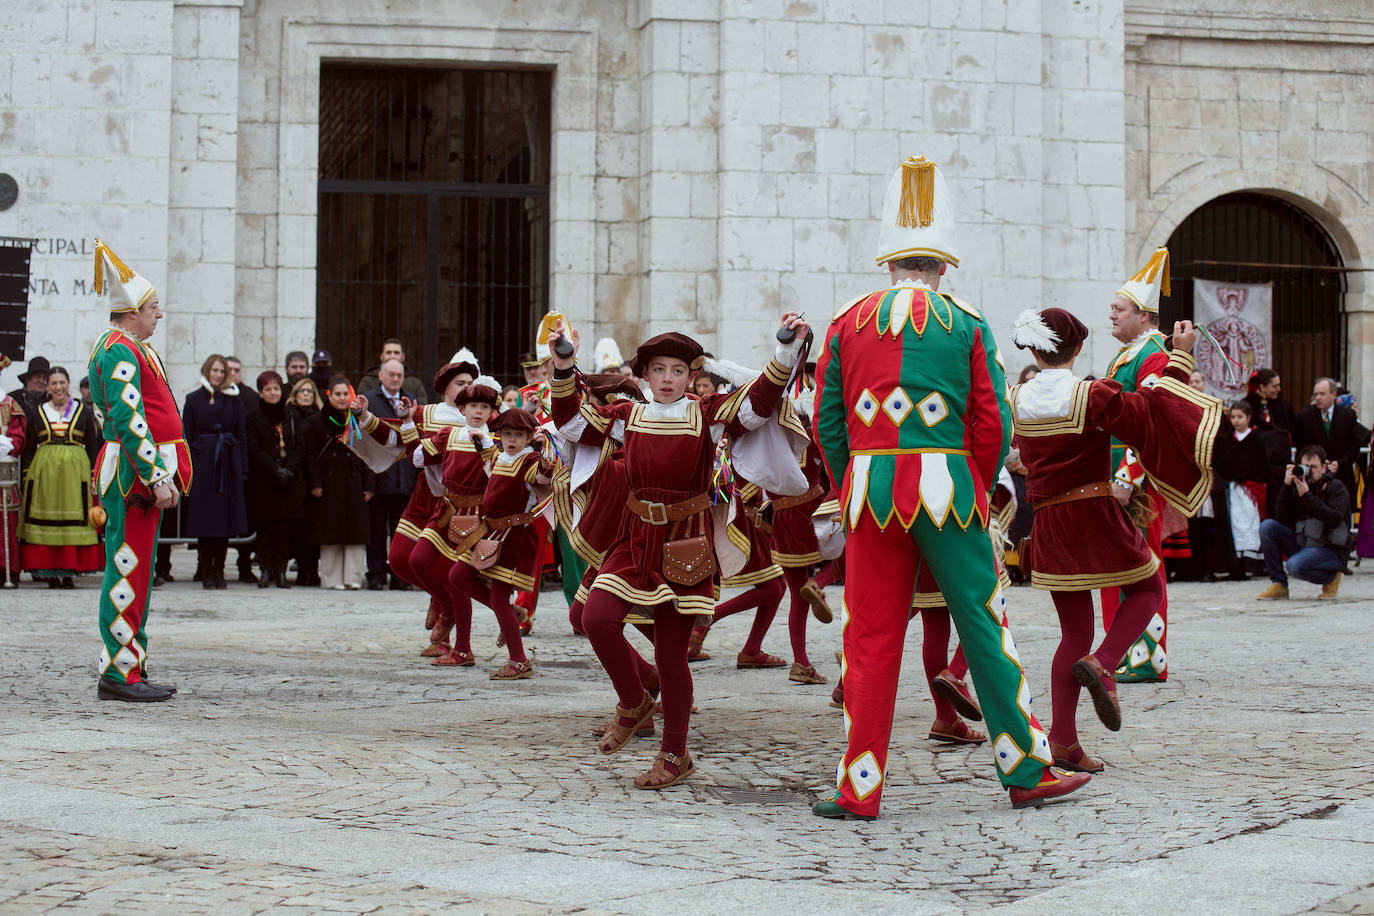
[362,358,419,589]
[245,371,306,589]
[303,376,375,589]
[286,378,323,585]
[183,354,249,589]
[1292,377,1369,518]
[1243,368,1298,518]
[227,356,260,582]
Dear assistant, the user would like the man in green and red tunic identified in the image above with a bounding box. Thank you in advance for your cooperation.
[87,240,192,702]
[1103,247,1172,683]
[809,157,1090,819]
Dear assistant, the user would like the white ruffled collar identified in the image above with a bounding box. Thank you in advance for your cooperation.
[494,445,534,465]
[432,402,465,425]
[645,396,692,419]
[1015,368,1082,421]
[200,376,239,397]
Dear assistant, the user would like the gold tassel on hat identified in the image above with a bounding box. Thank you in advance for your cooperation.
[897,157,936,229]
[92,239,135,296]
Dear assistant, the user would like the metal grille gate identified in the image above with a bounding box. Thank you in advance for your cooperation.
[317,64,552,388]
[1159,192,1347,402]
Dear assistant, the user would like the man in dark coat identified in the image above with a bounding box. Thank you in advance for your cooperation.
[357,339,428,406]
[362,358,418,589]
[1293,377,1369,517]
[226,356,260,582]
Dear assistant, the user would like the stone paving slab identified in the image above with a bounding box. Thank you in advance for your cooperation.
[1,554,1372,913]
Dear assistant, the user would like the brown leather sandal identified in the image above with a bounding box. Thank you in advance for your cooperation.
[737,650,788,669]
[931,668,982,722]
[592,719,656,739]
[928,718,987,745]
[632,751,695,790]
[432,647,475,667]
[788,662,827,684]
[597,691,656,755]
[419,618,453,657]
[489,659,534,680]
[687,625,711,662]
[1072,654,1122,731]
[800,580,833,623]
[1050,740,1105,773]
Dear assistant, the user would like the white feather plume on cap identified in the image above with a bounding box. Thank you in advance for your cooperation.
[449,347,481,371]
[699,357,760,387]
[1010,309,1060,352]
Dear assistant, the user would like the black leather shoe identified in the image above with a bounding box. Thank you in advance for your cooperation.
[257,574,271,589]
[98,678,173,702]
[60,576,75,589]
[140,676,178,694]
[367,579,385,591]
[275,571,291,589]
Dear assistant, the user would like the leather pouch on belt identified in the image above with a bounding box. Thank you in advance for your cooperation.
[447,512,488,553]
[469,531,505,570]
[663,535,715,586]
[1016,536,1033,576]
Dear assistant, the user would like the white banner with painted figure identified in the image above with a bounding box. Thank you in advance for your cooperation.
[1192,279,1272,398]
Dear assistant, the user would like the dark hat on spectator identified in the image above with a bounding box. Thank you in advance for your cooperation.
[489,407,538,433]
[256,370,283,391]
[18,356,50,384]
[454,378,501,408]
[518,351,543,370]
[585,372,646,403]
[1011,308,1088,354]
[632,333,705,376]
[312,349,332,364]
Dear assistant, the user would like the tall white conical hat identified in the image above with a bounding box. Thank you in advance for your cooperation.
[873,156,960,268]
[593,338,623,373]
[93,239,156,313]
[1117,247,1170,313]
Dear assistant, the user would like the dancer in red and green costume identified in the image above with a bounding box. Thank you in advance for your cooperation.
[1103,247,1172,683]
[810,157,1090,820]
[87,240,192,702]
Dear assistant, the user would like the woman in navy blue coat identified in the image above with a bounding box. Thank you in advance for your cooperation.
[183,354,248,589]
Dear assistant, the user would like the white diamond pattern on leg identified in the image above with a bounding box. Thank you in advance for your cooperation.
[835,762,845,788]
[112,647,138,676]
[847,751,882,800]
[1016,677,1033,719]
[1147,614,1165,641]
[1028,726,1053,765]
[1150,645,1167,674]
[985,581,1006,619]
[109,578,136,613]
[98,646,112,675]
[109,616,134,646]
[993,733,1025,774]
[113,544,138,577]
[1001,627,1021,666]
[1129,640,1150,668]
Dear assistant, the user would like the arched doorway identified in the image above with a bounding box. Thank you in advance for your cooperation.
[1159,191,1346,405]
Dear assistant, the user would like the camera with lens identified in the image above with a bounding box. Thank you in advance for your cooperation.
[1292,464,1310,481]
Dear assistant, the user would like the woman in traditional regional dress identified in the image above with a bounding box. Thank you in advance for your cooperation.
[17,367,102,588]
[1009,309,1219,773]
[546,314,808,790]
[182,354,249,590]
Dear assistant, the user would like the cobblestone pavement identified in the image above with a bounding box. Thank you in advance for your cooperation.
[2,552,1372,914]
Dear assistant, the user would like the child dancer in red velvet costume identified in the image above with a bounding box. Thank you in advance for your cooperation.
[409,379,500,667]
[447,408,552,680]
[1009,309,1219,772]
[352,355,477,657]
[546,314,809,790]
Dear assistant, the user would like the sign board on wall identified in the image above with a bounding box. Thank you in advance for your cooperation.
[1193,278,1273,398]
[0,238,34,362]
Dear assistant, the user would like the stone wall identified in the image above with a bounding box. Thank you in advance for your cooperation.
[1125,1,1374,403]
[0,0,240,399]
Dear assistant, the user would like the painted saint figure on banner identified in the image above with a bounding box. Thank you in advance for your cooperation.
[1193,281,1271,398]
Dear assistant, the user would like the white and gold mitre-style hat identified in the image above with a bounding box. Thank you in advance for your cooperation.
[93,239,156,313]
[873,156,960,268]
[1116,246,1170,313]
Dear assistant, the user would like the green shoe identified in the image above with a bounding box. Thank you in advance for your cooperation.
[812,794,877,821]
[1113,664,1164,684]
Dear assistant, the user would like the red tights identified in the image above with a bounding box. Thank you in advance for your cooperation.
[448,562,527,663]
[582,590,694,755]
[1048,575,1164,747]
[571,592,657,685]
[712,576,785,656]
[407,538,473,656]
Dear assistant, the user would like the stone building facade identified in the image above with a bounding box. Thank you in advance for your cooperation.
[1,0,1369,404]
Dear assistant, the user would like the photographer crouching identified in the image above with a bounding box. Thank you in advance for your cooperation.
[1256,445,1350,600]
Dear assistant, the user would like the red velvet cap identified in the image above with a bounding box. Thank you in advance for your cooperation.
[454,382,500,408]
[489,407,538,433]
[584,372,646,403]
[632,332,705,377]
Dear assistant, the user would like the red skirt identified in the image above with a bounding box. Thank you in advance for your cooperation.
[468,523,540,592]
[769,495,824,567]
[592,494,717,618]
[1023,496,1157,591]
[22,543,102,575]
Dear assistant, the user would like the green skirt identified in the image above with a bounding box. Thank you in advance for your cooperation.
[18,444,97,547]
